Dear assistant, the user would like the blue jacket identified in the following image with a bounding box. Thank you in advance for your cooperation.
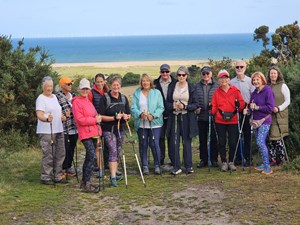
[131,88,165,131]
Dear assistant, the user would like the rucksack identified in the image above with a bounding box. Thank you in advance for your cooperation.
[104,92,126,111]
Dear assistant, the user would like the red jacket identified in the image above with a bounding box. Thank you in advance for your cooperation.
[72,96,102,141]
[212,85,245,124]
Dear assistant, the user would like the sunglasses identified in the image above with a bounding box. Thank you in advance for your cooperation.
[202,72,210,76]
[177,73,187,77]
[161,71,170,74]
[66,83,73,86]
[235,66,244,69]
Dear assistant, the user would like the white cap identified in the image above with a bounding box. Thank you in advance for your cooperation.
[78,78,91,90]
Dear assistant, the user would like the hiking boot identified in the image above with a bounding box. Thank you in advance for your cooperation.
[40,179,55,185]
[212,161,219,168]
[255,164,265,171]
[186,168,194,174]
[197,161,207,168]
[161,164,173,172]
[55,175,68,184]
[116,170,122,176]
[143,166,150,175]
[228,162,237,171]
[116,175,123,181]
[221,162,228,172]
[270,160,277,167]
[110,177,118,187]
[81,181,100,193]
[261,166,273,175]
[171,168,182,175]
[154,165,161,175]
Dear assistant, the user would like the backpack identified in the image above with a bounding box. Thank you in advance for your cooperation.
[104,92,126,112]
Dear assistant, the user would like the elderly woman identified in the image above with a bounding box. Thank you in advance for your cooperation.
[131,73,165,175]
[211,69,245,172]
[267,66,290,166]
[72,78,102,193]
[36,76,67,185]
[98,76,131,187]
[166,66,199,175]
[249,72,275,175]
[55,77,78,177]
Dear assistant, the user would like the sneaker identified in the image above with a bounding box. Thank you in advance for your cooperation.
[154,166,161,175]
[171,168,182,175]
[197,161,207,168]
[116,170,122,176]
[65,167,76,176]
[255,164,265,171]
[261,166,273,175]
[186,168,194,174]
[228,162,237,171]
[270,160,277,167]
[81,181,100,193]
[221,162,228,172]
[56,178,68,184]
[212,161,219,167]
[161,164,173,172]
[143,166,150,175]
[116,175,123,181]
[110,177,118,187]
[40,179,55,185]
[95,170,104,178]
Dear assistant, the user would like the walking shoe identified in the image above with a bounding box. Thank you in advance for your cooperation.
[81,181,100,193]
[221,162,228,172]
[255,164,265,171]
[116,175,123,181]
[40,179,55,185]
[186,168,194,174]
[65,167,76,176]
[261,166,273,175]
[154,166,161,175]
[197,161,207,168]
[95,170,104,178]
[171,168,182,175]
[116,170,122,176]
[161,164,173,172]
[55,175,68,184]
[110,177,118,187]
[228,162,237,171]
[212,161,219,167]
[269,160,277,167]
[143,166,150,175]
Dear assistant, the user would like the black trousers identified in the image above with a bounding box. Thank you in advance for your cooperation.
[63,133,78,170]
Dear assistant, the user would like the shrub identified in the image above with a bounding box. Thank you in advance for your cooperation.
[122,72,140,87]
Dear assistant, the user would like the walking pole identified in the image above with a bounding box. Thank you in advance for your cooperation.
[149,119,162,176]
[249,110,254,173]
[125,120,146,187]
[49,115,56,188]
[275,113,290,162]
[173,113,178,176]
[207,110,212,172]
[117,116,128,188]
[97,123,105,190]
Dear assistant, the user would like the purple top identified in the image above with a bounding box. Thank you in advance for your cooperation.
[249,85,275,125]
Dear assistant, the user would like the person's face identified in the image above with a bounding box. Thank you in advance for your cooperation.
[141,78,151,90]
[62,82,73,92]
[218,76,230,86]
[201,71,212,83]
[252,76,263,88]
[177,72,187,82]
[160,69,170,81]
[79,88,90,97]
[95,77,105,90]
[235,62,246,75]
[111,81,121,93]
[269,69,278,83]
[43,81,53,96]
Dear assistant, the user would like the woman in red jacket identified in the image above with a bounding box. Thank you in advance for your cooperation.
[212,70,245,172]
[72,78,102,193]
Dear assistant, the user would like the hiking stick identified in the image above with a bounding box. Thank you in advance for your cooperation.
[125,120,146,187]
[207,111,212,172]
[249,111,254,173]
[275,113,289,162]
[173,113,178,176]
[118,117,128,188]
[97,123,105,191]
[49,118,56,188]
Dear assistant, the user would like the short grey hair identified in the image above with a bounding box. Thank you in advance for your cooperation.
[41,76,53,88]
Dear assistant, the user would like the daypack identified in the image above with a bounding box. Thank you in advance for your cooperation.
[104,92,126,113]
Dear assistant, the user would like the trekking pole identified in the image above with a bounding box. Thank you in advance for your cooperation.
[97,123,105,191]
[173,113,178,176]
[49,114,56,188]
[207,110,212,172]
[249,110,254,173]
[179,113,187,175]
[125,119,146,187]
[149,118,162,177]
[117,116,128,188]
[275,113,289,162]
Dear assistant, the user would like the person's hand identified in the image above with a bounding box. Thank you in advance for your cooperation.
[115,112,122,120]
[147,114,154,121]
[65,109,70,118]
[47,113,53,122]
[173,101,179,111]
[61,114,67,122]
[195,108,201,114]
[178,102,184,110]
[122,113,130,120]
[273,107,279,113]
[243,108,249,115]
[250,102,256,110]
[96,114,102,123]
[235,99,240,108]
[140,112,148,120]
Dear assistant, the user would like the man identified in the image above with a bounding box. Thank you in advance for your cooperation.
[153,64,176,171]
[230,60,255,166]
[195,66,219,168]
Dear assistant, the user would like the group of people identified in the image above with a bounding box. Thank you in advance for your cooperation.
[35,60,290,193]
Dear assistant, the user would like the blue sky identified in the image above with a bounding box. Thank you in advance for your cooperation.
[1,0,299,38]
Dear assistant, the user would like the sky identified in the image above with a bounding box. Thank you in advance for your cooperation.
[1,0,299,38]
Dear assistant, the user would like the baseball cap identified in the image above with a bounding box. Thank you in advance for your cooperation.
[217,69,230,78]
[78,78,91,90]
[200,66,212,74]
[59,77,74,86]
[160,64,170,71]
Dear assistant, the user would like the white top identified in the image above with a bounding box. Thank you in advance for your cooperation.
[36,94,64,134]
[230,75,255,103]
[139,92,159,129]
[173,82,189,115]
[278,83,290,111]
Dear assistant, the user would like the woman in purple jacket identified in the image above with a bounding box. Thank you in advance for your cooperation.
[249,72,275,175]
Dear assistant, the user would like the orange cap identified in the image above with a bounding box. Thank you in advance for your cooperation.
[59,77,74,86]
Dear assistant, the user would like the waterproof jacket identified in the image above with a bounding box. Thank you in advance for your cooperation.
[212,85,245,124]
[154,75,176,118]
[72,96,102,141]
[165,81,199,138]
[131,88,165,131]
[269,82,289,140]
[88,85,105,114]
[194,78,219,121]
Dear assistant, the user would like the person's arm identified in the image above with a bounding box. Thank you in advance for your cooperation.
[130,89,141,119]
[73,100,98,126]
[149,90,164,119]
[277,83,290,111]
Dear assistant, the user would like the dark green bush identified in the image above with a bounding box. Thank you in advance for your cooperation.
[122,72,140,87]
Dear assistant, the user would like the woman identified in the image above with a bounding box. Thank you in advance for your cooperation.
[267,66,290,166]
[131,73,165,175]
[211,69,245,172]
[166,66,199,175]
[55,77,78,177]
[72,78,102,193]
[36,76,67,185]
[98,76,131,187]
[249,72,275,175]
[88,73,110,177]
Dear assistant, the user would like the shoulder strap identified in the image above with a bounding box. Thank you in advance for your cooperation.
[104,93,111,109]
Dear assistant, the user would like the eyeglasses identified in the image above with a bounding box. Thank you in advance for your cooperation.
[66,83,73,86]
[235,66,244,69]
[161,71,170,74]
[177,73,187,77]
[202,72,210,76]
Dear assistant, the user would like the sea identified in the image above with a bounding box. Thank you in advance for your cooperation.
[12,34,263,63]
